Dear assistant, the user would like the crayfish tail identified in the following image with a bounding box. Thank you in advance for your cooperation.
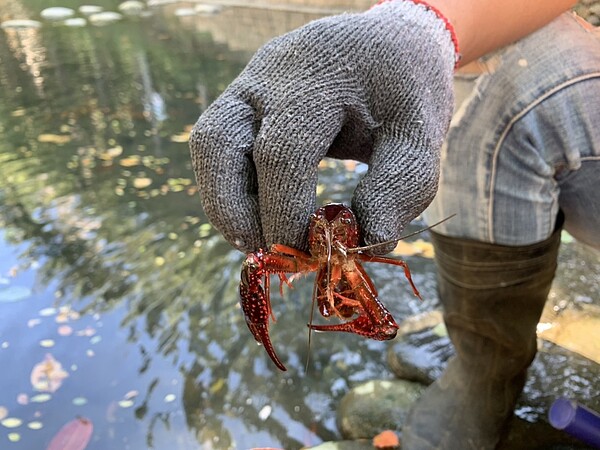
[249,323,287,372]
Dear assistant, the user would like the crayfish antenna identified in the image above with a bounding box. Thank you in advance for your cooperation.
[347,214,456,253]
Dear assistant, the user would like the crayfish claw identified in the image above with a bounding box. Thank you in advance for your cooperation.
[248,323,287,371]
[309,313,398,341]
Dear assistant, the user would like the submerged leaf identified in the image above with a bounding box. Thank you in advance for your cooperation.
[30,354,69,392]
[373,429,400,449]
[46,417,93,450]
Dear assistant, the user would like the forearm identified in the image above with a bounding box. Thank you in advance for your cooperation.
[426,0,577,66]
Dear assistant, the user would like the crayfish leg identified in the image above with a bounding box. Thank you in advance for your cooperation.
[358,254,422,300]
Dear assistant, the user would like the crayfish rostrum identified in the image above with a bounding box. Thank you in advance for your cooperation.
[239,203,422,371]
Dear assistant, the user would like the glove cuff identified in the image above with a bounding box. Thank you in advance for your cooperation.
[371,0,461,68]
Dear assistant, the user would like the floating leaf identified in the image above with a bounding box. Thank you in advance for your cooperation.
[56,308,80,323]
[164,394,176,403]
[0,407,7,420]
[40,339,55,348]
[76,327,96,337]
[119,156,141,167]
[46,417,93,450]
[0,286,32,303]
[72,397,87,406]
[37,134,71,145]
[170,132,190,143]
[132,177,152,189]
[39,307,57,317]
[28,318,42,328]
[17,394,28,405]
[118,400,134,408]
[58,326,73,336]
[1,417,22,428]
[30,394,52,403]
[28,421,43,429]
[31,354,69,392]
[8,432,20,441]
[98,146,123,160]
[124,390,138,400]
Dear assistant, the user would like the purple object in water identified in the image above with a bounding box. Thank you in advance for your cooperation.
[549,397,600,449]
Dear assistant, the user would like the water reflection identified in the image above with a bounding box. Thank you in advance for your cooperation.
[1,1,598,449]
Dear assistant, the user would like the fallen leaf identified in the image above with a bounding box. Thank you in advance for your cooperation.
[133,177,152,189]
[538,304,600,364]
[28,319,42,328]
[72,397,87,406]
[31,354,69,392]
[46,417,93,450]
[58,325,73,336]
[30,394,52,403]
[118,400,134,408]
[39,307,57,317]
[123,390,138,400]
[392,239,434,258]
[98,146,123,160]
[119,155,141,167]
[28,421,43,429]
[37,134,71,145]
[170,132,190,143]
[373,429,400,449]
[40,339,55,348]
[1,417,23,428]
[8,432,20,442]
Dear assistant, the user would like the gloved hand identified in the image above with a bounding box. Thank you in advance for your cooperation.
[189,0,457,253]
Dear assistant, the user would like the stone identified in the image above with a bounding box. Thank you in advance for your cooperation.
[40,7,75,21]
[337,379,425,439]
[304,440,372,450]
[387,320,452,385]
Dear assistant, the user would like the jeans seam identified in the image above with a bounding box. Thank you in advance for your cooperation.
[487,72,600,241]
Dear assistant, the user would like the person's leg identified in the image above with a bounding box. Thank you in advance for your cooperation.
[403,13,600,449]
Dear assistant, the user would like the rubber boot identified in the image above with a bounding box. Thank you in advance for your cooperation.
[402,217,563,450]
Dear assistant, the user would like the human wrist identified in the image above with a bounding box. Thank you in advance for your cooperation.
[371,0,460,67]
[420,0,576,66]
[367,0,461,68]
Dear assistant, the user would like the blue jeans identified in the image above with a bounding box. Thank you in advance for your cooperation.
[424,13,600,250]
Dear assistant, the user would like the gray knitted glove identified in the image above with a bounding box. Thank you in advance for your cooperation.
[190,0,457,253]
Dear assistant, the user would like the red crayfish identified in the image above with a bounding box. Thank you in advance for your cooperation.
[239,203,423,371]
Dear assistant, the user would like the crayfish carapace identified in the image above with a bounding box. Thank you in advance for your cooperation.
[239,203,424,371]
